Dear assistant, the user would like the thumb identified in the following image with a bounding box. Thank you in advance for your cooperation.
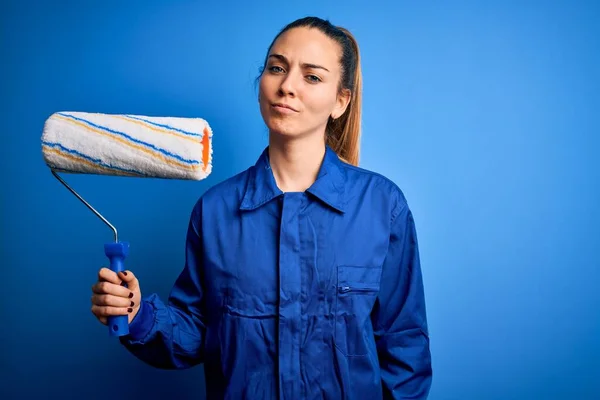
[118,270,140,292]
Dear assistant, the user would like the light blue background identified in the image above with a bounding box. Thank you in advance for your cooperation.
[2,1,598,399]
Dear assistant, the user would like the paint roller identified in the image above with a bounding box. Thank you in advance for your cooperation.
[41,111,213,337]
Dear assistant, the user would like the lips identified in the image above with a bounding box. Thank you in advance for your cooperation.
[272,103,298,112]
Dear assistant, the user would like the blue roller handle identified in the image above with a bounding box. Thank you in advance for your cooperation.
[104,241,130,337]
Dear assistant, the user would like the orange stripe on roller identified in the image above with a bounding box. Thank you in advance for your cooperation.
[43,147,141,177]
[113,115,201,144]
[202,126,211,172]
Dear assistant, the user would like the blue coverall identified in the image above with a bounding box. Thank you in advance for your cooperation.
[120,145,432,399]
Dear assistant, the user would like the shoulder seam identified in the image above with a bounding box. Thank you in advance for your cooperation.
[391,201,408,224]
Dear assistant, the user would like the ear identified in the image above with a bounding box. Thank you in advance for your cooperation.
[331,88,351,120]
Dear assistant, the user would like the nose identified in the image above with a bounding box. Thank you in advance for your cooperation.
[278,71,297,97]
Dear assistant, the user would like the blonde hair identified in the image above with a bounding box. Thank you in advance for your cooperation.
[326,26,362,166]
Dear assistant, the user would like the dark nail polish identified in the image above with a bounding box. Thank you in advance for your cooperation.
[130,301,134,307]
[122,271,128,276]
[127,308,133,313]
[129,292,133,298]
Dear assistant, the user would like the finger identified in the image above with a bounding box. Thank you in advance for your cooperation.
[91,280,133,299]
[117,270,140,291]
[92,310,108,325]
[91,304,133,317]
[92,293,135,308]
[98,267,122,285]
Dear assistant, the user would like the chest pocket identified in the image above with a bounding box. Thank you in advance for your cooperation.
[334,265,382,357]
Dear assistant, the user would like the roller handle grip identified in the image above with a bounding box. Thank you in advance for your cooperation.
[104,242,130,337]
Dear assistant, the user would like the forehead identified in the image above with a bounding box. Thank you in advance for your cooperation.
[270,27,341,70]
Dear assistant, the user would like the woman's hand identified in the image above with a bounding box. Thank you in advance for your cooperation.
[91,268,142,325]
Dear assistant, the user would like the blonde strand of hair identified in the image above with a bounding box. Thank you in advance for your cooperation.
[329,27,362,166]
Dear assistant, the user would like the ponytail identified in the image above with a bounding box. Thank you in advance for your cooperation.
[326,27,362,166]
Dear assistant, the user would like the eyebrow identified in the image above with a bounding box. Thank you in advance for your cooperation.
[268,53,330,72]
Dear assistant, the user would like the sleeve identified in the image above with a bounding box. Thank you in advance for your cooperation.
[118,200,207,370]
[371,201,432,399]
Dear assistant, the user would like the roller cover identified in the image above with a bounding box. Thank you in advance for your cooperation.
[41,111,213,180]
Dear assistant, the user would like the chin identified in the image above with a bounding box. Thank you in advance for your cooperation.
[263,116,301,137]
[268,125,301,138]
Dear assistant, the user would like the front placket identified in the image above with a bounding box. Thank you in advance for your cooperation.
[277,192,303,400]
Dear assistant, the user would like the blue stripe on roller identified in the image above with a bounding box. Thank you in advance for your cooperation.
[42,140,147,176]
[56,112,200,165]
[124,115,202,138]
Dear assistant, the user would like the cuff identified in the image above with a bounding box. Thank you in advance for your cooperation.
[125,299,155,341]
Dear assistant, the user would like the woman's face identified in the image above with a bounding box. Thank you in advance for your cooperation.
[259,26,350,140]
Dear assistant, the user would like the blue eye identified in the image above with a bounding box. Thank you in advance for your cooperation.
[269,66,284,73]
[307,75,321,83]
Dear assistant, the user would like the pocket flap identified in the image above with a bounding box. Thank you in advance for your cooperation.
[337,265,382,287]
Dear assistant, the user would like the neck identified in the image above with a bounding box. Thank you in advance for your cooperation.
[268,132,326,193]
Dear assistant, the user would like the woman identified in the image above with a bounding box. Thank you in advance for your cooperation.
[91,16,432,399]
